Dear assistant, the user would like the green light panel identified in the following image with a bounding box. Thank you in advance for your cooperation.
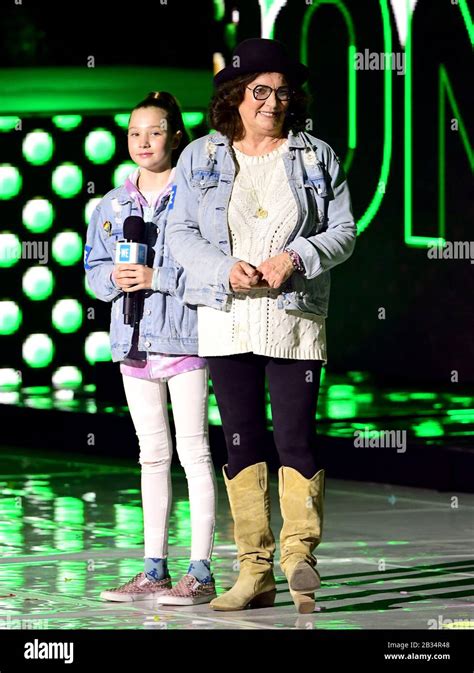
[22,267,54,301]
[114,114,129,129]
[0,165,22,199]
[0,109,209,381]
[83,275,95,298]
[84,129,116,164]
[51,164,83,198]
[113,162,136,187]
[84,332,112,364]
[52,115,82,131]
[52,232,83,266]
[0,301,22,334]
[22,198,54,233]
[84,198,103,225]
[22,334,54,368]
[52,299,83,333]
[0,233,21,267]
[0,368,22,388]
[52,366,83,389]
[22,130,54,165]
[0,116,20,132]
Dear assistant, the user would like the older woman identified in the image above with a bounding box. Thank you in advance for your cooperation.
[167,38,356,614]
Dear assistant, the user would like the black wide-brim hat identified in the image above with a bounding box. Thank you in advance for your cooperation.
[214,38,309,88]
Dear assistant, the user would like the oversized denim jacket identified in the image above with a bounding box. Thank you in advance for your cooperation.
[166,130,357,317]
[84,181,198,363]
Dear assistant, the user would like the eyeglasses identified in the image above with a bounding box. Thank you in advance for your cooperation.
[246,85,292,101]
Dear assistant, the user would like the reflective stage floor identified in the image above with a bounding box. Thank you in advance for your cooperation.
[0,449,473,631]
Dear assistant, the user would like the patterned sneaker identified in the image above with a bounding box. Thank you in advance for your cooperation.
[157,574,216,606]
[100,573,172,602]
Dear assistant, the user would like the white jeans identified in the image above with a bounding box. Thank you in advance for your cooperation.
[121,367,216,561]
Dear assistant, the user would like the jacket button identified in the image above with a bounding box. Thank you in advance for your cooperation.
[144,341,151,348]
[145,309,151,316]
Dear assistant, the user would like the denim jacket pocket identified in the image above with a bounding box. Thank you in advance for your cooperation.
[287,269,330,317]
[303,180,328,234]
[190,170,220,192]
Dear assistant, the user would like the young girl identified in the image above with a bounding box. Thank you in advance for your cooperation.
[84,92,217,605]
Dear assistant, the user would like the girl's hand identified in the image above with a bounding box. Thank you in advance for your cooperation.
[113,264,153,291]
[256,252,294,289]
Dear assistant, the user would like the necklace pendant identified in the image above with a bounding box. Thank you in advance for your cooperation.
[256,207,268,219]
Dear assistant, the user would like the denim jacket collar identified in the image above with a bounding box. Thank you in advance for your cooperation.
[208,128,306,150]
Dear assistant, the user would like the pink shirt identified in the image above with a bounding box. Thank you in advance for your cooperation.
[119,169,207,381]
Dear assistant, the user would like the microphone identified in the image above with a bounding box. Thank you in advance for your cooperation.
[116,216,148,325]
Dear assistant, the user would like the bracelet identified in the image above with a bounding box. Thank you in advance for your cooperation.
[285,248,305,274]
[151,268,160,291]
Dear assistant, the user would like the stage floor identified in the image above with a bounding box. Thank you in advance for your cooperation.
[0,450,473,630]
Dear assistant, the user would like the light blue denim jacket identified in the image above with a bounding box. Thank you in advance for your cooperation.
[166,130,356,317]
[84,178,198,363]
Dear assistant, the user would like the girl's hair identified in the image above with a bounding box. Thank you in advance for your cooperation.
[208,73,310,142]
[131,91,190,166]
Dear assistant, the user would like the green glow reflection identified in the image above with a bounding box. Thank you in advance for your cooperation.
[412,420,444,438]
[174,499,191,548]
[56,562,86,595]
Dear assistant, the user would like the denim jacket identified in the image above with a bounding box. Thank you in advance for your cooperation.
[166,130,356,318]
[84,176,198,363]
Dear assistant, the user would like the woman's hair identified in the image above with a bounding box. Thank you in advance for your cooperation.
[208,73,310,141]
[131,91,190,166]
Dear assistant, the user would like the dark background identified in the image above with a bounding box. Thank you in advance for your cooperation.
[0,0,472,385]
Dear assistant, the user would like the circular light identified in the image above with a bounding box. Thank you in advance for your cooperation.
[113,162,135,188]
[23,266,54,300]
[22,130,54,165]
[84,197,102,225]
[0,233,21,267]
[84,332,111,363]
[0,301,22,334]
[52,366,82,389]
[0,165,22,199]
[52,231,82,266]
[52,115,82,131]
[22,198,54,233]
[84,129,116,164]
[0,116,20,132]
[183,112,205,128]
[0,368,22,388]
[23,334,54,368]
[114,114,130,129]
[84,275,95,298]
[52,299,83,333]
[51,164,83,198]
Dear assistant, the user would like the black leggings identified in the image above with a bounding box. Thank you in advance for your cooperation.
[206,353,323,479]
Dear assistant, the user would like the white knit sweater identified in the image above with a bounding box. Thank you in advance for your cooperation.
[197,141,327,362]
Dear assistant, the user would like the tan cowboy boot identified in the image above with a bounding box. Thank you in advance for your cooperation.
[279,466,325,614]
[210,462,276,611]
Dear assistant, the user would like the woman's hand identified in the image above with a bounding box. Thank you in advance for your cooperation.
[229,261,269,292]
[256,252,294,289]
[112,264,154,291]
